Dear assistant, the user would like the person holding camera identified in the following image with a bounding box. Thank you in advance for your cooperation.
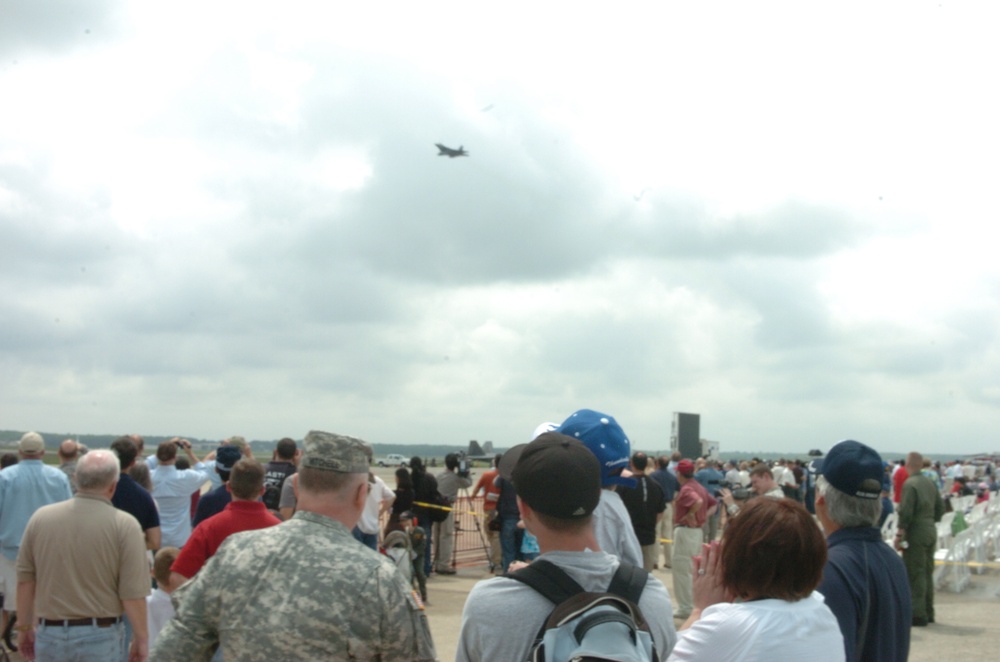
[433,453,471,574]
[718,463,785,519]
[150,439,211,548]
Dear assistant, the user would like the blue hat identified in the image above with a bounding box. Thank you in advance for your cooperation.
[556,409,636,489]
[818,440,883,500]
[215,445,243,472]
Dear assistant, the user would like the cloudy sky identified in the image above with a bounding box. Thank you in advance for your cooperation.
[2,1,998,455]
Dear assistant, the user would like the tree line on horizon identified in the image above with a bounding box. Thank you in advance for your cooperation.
[2,429,977,464]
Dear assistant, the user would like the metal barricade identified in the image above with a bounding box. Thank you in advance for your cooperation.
[451,494,491,568]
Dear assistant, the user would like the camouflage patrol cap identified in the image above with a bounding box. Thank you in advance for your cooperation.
[300,430,370,473]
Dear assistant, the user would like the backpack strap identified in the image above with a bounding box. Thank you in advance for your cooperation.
[507,559,586,605]
[607,561,647,605]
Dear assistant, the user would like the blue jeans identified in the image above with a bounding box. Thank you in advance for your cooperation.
[120,617,132,662]
[500,517,522,572]
[352,527,378,551]
[37,621,124,662]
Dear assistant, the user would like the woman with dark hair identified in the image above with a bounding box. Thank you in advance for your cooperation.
[409,456,439,576]
[668,498,844,661]
[384,467,415,535]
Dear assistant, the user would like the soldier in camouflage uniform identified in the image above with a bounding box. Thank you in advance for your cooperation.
[150,430,438,662]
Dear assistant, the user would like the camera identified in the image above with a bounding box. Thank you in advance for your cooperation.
[718,482,750,501]
[729,486,751,501]
[457,459,470,478]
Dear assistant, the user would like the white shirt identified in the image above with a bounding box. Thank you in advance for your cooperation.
[147,454,222,491]
[667,592,844,661]
[147,588,175,650]
[150,464,209,547]
[357,475,395,535]
[772,465,796,487]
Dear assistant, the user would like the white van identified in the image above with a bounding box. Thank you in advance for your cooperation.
[376,453,408,467]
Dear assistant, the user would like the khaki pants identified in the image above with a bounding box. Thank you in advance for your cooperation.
[657,503,674,567]
[640,544,658,572]
[672,526,702,618]
[433,513,455,571]
[485,510,501,570]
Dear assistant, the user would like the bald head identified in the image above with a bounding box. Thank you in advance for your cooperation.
[905,452,923,473]
[58,439,79,461]
[76,449,121,493]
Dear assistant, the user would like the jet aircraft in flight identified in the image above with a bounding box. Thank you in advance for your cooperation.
[435,143,468,158]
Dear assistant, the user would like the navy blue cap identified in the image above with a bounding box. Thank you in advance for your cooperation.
[818,440,884,500]
[215,445,242,472]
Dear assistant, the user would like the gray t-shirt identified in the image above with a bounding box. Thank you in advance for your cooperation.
[594,489,644,567]
[436,469,472,500]
[278,475,296,511]
[457,549,677,662]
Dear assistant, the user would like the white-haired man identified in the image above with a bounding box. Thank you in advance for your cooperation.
[16,449,150,661]
[0,432,72,634]
[816,440,910,662]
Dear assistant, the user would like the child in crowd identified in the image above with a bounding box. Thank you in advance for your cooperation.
[517,519,539,562]
[401,511,428,604]
[148,547,182,649]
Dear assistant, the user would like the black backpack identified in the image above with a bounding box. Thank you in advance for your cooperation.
[508,560,659,662]
[416,473,450,523]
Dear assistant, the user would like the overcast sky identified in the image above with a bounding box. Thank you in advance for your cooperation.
[2,1,998,455]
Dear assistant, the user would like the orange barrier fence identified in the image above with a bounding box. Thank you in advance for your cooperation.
[383,495,491,569]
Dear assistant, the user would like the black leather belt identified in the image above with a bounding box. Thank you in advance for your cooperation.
[40,617,121,628]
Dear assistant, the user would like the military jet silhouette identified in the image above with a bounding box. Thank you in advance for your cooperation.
[435,143,468,158]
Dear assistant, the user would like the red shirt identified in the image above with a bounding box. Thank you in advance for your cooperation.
[674,478,716,527]
[172,500,281,578]
[892,467,909,504]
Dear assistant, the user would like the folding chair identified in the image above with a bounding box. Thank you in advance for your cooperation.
[933,527,974,593]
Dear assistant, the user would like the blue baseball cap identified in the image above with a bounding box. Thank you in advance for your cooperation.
[818,440,884,500]
[556,409,636,489]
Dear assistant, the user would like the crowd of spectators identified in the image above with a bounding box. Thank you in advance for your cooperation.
[1,421,994,661]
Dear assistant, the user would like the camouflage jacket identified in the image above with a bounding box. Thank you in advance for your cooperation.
[150,510,437,661]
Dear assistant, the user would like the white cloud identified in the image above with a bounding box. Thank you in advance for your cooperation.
[2,1,999,455]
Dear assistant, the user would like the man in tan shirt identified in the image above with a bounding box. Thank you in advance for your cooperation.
[16,449,150,661]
